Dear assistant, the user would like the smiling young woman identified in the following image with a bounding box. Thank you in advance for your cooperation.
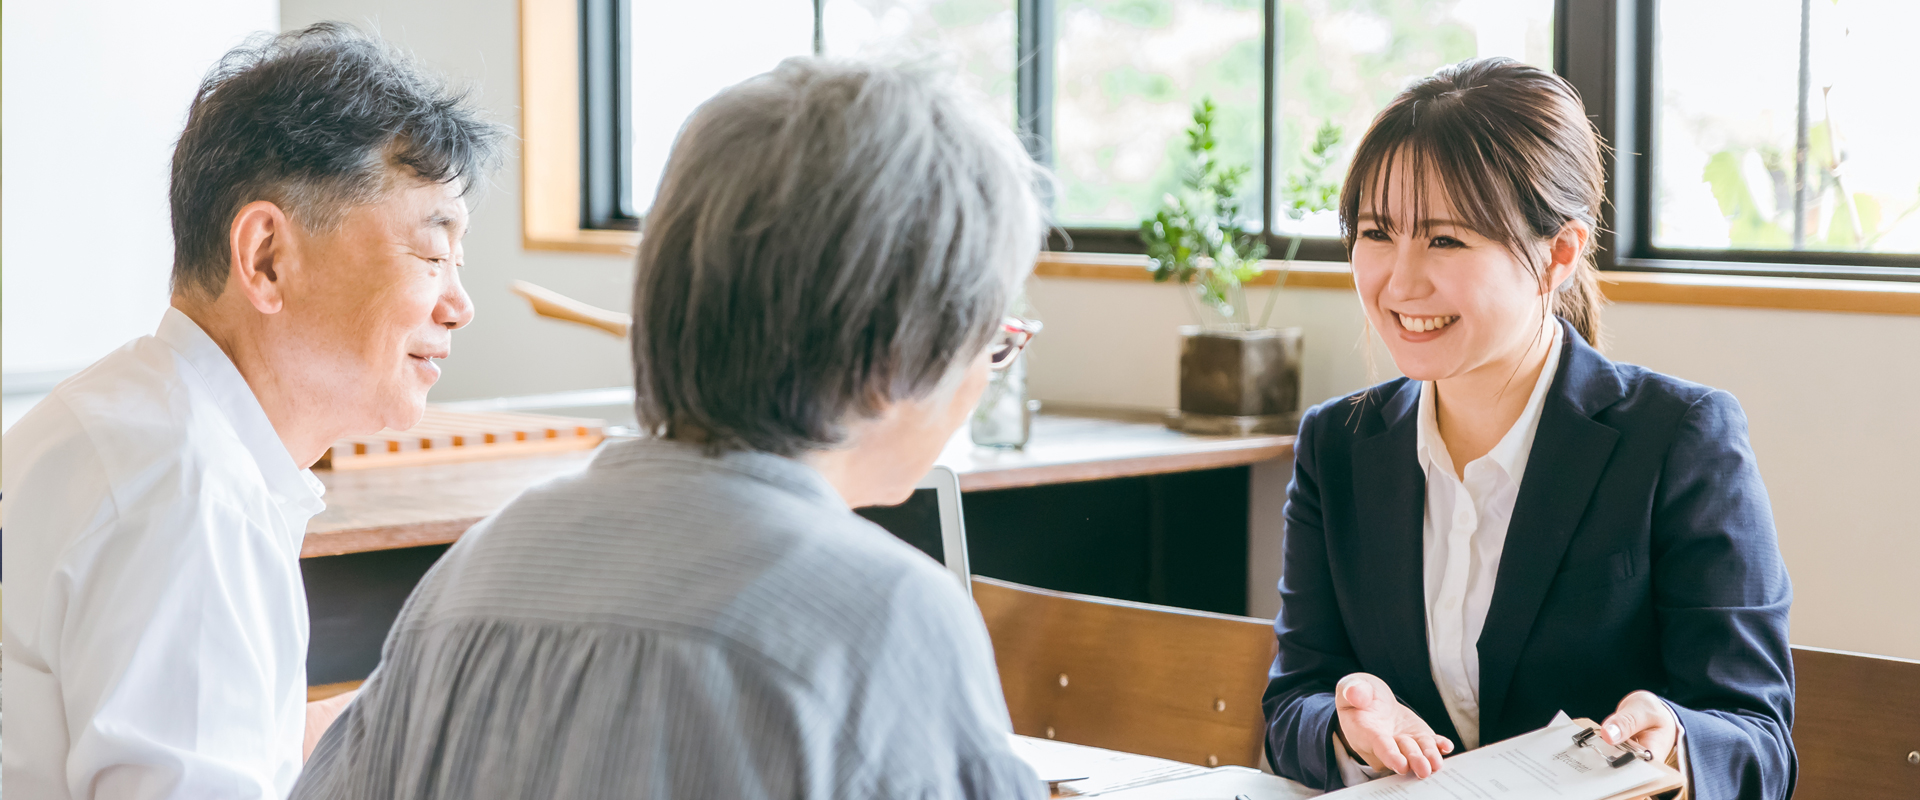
[1260,59,1796,800]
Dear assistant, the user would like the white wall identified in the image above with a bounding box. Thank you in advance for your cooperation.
[2,0,279,382]
[1029,273,1920,661]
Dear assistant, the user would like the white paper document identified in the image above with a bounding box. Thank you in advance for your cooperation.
[1323,713,1678,800]
[1009,734,1210,796]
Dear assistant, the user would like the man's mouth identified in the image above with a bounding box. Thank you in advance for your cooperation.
[409,351,447,377]
[1395,313,1459,333]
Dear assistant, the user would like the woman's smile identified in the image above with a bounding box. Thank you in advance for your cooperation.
[1393,312,1461,342]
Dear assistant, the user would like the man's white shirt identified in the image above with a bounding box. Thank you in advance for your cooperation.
[3,307,323,800]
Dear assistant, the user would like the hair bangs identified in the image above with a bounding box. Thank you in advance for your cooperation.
[1345,105,1540,272]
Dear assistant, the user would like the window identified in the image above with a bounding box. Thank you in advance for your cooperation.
[1270,0,1553,238]
[1638,0,1920,271]
[587,0,1919,280]
[610,0,814,229]
[822,0,1017,128]
[1051,1,1264,227]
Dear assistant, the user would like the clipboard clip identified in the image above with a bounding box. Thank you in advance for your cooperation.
[1571,726,1655,768]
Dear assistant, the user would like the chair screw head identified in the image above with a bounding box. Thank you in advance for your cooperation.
[1058,673,1069,687]
[1214,699,1226,712]
[1907,750,1919,766]
[1207,754,1219,767]
[1045,726,1056,739]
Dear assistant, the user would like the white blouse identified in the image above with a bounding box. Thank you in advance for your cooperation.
[3,308,324,800]
[1333,328,1562,782]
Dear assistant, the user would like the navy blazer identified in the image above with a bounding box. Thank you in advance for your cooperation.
[1262,320,1795,800]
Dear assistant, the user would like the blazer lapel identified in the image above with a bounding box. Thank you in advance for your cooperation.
[1476,323,1626,734]
[1348,380,1455,740]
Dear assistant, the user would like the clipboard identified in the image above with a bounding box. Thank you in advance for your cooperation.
[1321,714,1684,800]
[1564,718,1686,800]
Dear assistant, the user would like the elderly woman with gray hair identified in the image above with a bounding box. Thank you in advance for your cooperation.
[293,58,1049,800]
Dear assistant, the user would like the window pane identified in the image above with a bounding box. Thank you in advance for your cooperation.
[630,1,813,216]
[1054,0,1265,228]
[1273,0,1554,237]
[1652,0,1920,254]
[822,0,1017,128]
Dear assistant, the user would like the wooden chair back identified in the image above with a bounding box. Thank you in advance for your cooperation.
[971,576,1277,769]
[1791,645,1920,798]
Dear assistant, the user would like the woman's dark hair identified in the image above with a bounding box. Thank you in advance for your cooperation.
[169,22,504,299]
[1339,57,1606,346]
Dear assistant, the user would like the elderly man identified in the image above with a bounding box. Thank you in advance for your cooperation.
[293,58,1047,799]
[1,23,501,799]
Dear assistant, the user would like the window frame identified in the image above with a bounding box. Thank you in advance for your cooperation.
[568,0,1918,284]
[1589,0,1919,281]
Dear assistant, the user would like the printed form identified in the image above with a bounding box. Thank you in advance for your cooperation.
[1324,713,1680,800]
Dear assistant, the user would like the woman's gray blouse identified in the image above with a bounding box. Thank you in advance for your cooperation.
[294,438,1042,800]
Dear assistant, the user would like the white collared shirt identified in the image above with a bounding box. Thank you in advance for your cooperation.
[1414,327,1562,752]
[1332,326,1562,783]
[3,307,325,800]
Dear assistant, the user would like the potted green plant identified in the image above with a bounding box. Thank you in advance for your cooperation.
[1141,100,1340,435]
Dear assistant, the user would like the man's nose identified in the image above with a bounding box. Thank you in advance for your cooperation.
[439,269,475,330]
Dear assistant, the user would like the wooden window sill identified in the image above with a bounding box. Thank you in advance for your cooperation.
[1034,252,1920,316]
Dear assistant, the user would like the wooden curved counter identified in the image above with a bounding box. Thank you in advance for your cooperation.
[303,407,1294,559]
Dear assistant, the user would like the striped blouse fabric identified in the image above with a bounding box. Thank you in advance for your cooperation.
[292,437,1044,800]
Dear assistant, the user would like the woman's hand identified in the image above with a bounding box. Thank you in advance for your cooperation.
[1599,690,1680,765]
[1334,672,1454,778]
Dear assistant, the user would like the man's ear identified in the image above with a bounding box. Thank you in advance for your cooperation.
[1541,220,1592,295]
[228,200,296,314]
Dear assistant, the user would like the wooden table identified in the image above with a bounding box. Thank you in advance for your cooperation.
[303,406,1293,559]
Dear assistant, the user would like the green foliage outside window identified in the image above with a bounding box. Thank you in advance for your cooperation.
[1697,121,1920,252]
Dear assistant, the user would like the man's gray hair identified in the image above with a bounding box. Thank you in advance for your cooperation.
[633,57,1048,457]
[169,22,504,299]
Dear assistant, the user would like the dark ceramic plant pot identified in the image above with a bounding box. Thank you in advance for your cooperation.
[1171,326,1304,436]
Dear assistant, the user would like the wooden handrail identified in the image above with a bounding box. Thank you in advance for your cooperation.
[508,280,631,338]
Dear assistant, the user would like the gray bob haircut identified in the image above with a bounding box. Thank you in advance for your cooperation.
[633,57,1049,457]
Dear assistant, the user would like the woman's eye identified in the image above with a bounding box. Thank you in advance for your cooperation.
[1359,229,1390,242]
[1430,236,1465,249]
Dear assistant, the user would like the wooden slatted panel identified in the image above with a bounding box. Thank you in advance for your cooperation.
[316,407,604,470]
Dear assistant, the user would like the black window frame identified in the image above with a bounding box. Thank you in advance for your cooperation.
[583,0,1919,281]
[580,0,639,231]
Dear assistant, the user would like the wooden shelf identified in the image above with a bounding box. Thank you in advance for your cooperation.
[303,409,1294,558]
[1033,251,1920,316]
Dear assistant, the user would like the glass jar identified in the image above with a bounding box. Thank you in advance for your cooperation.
[970,354,1038,448]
